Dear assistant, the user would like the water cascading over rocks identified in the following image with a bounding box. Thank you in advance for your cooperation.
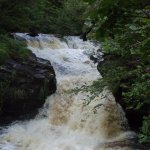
[0,34,138,150]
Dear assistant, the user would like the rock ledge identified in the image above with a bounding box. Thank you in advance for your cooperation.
[0,52,56,125]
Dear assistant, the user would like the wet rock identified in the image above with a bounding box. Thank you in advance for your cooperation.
[90,51,103,64]
[96,132,149,149]
[0,52,56,125]
[98,139,149,150]
[27,33,39,37]
[97,53,149,132]
[26,27,39,37]
[11,33,26,41]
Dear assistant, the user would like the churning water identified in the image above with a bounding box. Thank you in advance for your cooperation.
[0,34,136,150]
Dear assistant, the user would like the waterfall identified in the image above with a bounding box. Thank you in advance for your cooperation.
[0,33,136,150]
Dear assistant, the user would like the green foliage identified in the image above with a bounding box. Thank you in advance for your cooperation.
[84,0,150,143]
[0,80,24,106]
[9,88,26,101]
[43,0,87,35]
[139,115,150,144]
[0,0,87,35]
[0,34,31,65]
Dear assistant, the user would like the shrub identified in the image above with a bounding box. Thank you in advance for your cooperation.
[83,0,150,143]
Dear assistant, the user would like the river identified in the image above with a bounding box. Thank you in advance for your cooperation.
[0,34,136,150]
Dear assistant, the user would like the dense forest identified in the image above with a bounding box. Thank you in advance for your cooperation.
[0,0,87,63]
[0,0,86,35]
[83,0,150,144]
[0,0,149,145]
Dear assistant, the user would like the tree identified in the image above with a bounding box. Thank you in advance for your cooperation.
[83,0,150,144]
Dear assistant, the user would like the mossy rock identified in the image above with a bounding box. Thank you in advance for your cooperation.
[0,52,56,125]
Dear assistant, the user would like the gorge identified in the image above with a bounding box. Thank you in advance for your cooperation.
[0,34,143,150]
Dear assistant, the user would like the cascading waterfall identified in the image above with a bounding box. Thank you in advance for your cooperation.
[0,33,136,150]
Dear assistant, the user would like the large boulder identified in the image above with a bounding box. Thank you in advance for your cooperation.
[0,52,56,125]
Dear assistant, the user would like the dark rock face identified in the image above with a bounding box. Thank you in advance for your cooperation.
[125,109,147,131]
[27,27,39,37]
[100,139,149,150]
[26,33,39,37]
[0,52,56,125]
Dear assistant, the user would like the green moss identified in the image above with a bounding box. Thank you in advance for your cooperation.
[0,80,27,111]
[0,0,86,35]
[0,34,31,65]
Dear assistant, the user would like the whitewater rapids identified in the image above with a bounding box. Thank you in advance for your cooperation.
[0,34,136,150]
